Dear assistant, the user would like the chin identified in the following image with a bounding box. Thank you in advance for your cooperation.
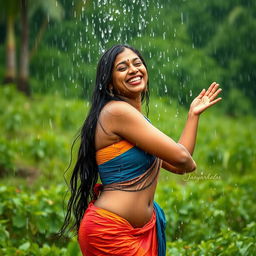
[129,86,146,94]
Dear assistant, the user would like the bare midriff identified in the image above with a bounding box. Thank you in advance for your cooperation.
[94,175,158,228]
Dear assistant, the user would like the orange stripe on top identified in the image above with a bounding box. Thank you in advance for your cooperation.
[96,140,134,165]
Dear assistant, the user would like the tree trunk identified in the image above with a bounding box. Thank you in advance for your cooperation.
[30,17,48,60]
[3,14,16,84]
[18,0,30,96]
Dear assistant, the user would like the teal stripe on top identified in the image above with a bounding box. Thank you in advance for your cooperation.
[98,146,155,185]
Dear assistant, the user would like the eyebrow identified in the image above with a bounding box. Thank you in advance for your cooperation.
[115,57,141,68]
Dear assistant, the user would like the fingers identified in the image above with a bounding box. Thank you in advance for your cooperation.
[205,82,217,96]
[209,88,222,101]
[197,88,206,99]
[208,97,222,107]
[197,82,222,101]
[205,82,222,100]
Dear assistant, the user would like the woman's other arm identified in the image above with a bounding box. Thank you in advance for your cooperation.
[178,111,199,156]
[178,82,222,155]
[162,82,222,174]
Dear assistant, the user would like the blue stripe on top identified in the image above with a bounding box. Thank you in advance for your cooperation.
[98,146,156,185]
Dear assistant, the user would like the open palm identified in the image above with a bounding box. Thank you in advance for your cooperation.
[190,82,222,115]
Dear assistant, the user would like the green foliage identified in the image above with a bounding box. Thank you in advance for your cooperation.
[0,186,81,255]
[156,175,256,242]
[29,0,64,22]
[167,224,256,255]
[206,4,256,106]
[0,85,87,185]
[0,138,14,175]
[0,46,5,79]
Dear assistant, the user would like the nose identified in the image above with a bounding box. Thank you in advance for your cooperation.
[128,64,138,74]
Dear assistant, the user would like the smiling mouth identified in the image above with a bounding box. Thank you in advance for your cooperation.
[127,76,142,84]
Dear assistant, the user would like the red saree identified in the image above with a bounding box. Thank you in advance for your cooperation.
[78,202,158,256]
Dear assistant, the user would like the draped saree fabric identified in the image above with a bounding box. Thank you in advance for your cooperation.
[154,201,166,256]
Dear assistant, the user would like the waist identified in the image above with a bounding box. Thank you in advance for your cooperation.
[94,183,157,228]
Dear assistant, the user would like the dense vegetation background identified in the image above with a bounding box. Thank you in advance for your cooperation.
[0,0,255,255]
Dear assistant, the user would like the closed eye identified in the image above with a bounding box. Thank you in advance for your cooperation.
[134,62,142,66]
[117,66,127,71]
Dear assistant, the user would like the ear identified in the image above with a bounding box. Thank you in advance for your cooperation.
[108,84,114,91]
[108,82,112,88]
[108,84,114,97]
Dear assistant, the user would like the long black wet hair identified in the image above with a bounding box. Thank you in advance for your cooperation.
[58,44,150,237]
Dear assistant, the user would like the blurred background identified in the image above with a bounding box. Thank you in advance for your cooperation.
[0,0,255,255]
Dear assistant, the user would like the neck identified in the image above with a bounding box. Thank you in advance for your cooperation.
[118,94,142,112]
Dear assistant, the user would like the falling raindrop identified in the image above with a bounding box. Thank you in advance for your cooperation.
[26,217,29,230]
[181,12,184,24]
[49,119,53,129]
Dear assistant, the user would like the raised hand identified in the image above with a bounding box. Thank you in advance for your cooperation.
[190,82,222,115]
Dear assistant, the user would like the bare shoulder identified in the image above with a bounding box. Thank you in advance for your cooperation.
[101,100,139,118]
[97,100,140,139]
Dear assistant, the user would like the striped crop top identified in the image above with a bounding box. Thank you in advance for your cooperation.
[96,140,161,191]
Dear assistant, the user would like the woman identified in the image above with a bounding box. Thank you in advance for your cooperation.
[60,44,222,255]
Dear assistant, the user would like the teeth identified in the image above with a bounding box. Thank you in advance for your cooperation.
[129,77,141,83]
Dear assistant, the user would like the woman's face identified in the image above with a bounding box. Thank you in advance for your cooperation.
[111,48,148,98]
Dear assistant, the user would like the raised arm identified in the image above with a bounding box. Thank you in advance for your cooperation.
[100,101,196,173]
[179,82,222,154]
[162,82,222,174]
